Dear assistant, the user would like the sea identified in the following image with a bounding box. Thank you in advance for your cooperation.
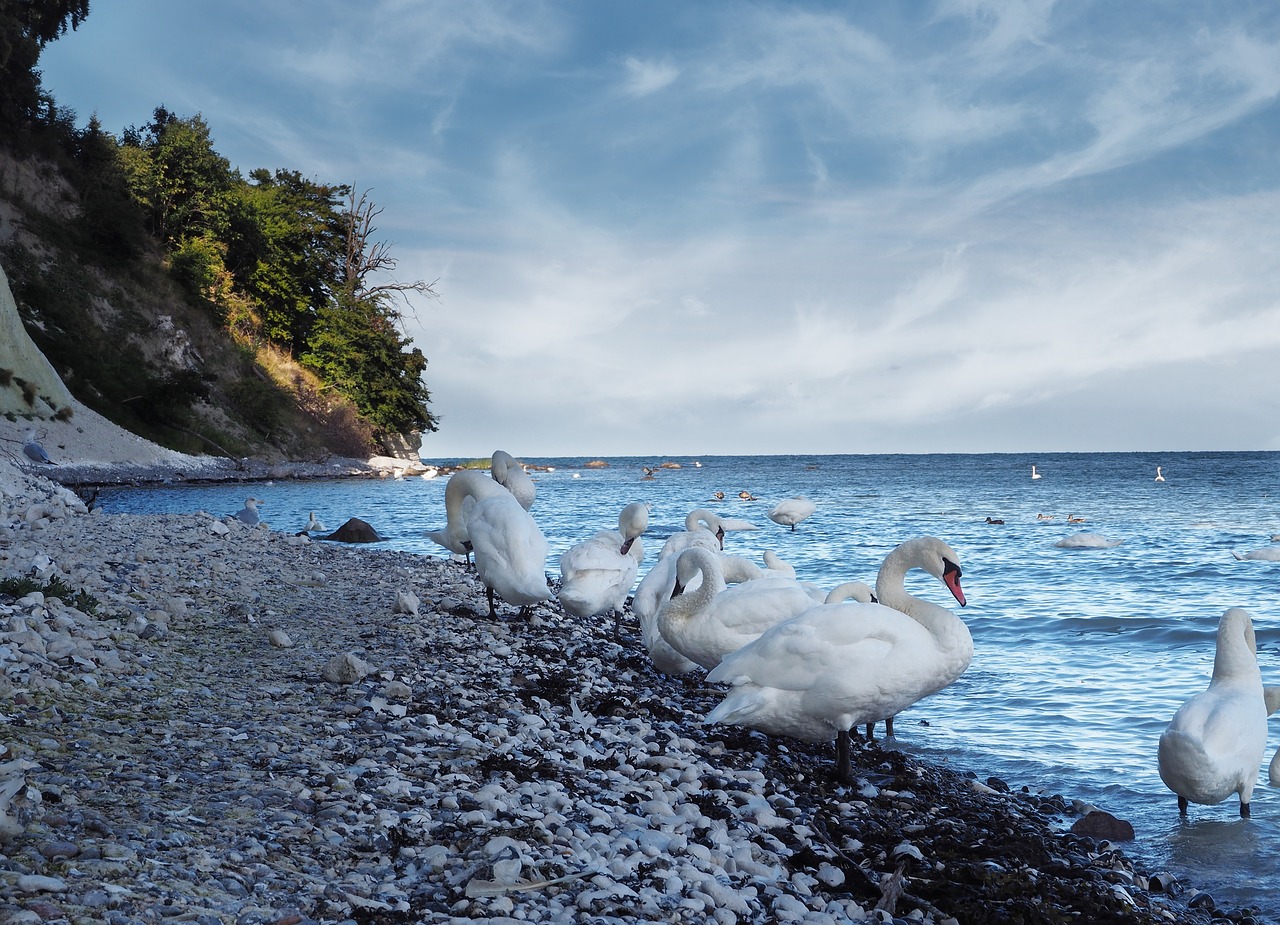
[99,450,1280,921]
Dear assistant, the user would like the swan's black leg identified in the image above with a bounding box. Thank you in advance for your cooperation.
[885,716,895,737]
[1240,800,1251,819]
[835,729,854,783]
[487,587,498,618]
[1178,795,1189,816]
[864,722,876,740]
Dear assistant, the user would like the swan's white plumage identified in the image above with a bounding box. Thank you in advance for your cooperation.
[659,509,729,560]
[305,511,325,532]
[463,490,553,613]
[767,497,817,530]
[656,546,819,671]
[427,470,508,557]
[704,537,969,776]
[557,502,649,619]
[1054,532,1122,549]
[1233,546,1280,561]
[1157,608,1268,816]
[491,449,536,510]
[1031,465,1042,480]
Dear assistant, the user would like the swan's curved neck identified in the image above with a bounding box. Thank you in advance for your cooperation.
[875,546,960,637]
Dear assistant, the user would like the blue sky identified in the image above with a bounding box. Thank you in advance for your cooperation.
[38,1,1280,457]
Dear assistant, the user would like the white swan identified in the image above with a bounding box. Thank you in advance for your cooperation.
[1157,608,1268,817]
[767,497,817,531]
[1232,546,1280,562]
[1031,465,1042,480]
[233,498,264,526]
[491,449,536,510]
[427,470,509,561]
[760,551,826,602]
[659,509,728,559]
[635,552,765,675]
[558,502,649,629]
[1054,532,1122,549]
[304,511,326,533]
[656,546,820,672]
[463,489,553,617]
[1155,466,1165,482]
[704,537,969,782]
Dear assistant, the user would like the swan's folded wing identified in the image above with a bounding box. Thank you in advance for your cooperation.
[708,615,894,690]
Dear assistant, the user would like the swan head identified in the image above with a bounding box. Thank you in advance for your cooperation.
[618,501,651,552]
[882,536,966,608]
[672,546,717,597]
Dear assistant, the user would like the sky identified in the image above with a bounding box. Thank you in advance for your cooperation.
[36,1,1280,458]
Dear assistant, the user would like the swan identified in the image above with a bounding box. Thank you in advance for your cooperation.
[1054,532,1122,549]
[1031,465,1042,480]
[491,450,536,510]
[22,431,54,464]
[233,498,264,526]
[304,511,326,533]
[427,470,509,562]
[767,497,817,531]
[558,502,649,631]
[659,509,729,559]
[656,546,820,671]
[1232,546,1280,562]
[462,489,553,617]
[761,551,826,602]
[704,537,969,783]
[1155,466,1165,482]
[1157,608,1268,817]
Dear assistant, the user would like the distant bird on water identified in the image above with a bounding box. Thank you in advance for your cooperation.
[1155,466,1166,482]
[22,431,54,465]
[305,511,326,533]
[1031,465,1042,480]
[767,497,817,531]
[234,498,264,526]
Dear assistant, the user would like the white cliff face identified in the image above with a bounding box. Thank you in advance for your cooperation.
[0,264,75,418]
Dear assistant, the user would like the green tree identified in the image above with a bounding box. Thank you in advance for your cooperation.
[0,0,90,130]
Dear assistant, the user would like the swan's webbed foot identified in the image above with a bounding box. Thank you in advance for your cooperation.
[486,587,498,619]
[1177,795,1189,816]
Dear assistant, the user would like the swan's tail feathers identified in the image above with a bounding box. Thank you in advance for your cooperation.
[1232,551,1247,561]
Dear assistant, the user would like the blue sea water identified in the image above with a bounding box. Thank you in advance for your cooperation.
[99,450,1280,920]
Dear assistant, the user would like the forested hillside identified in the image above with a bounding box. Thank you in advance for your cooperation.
[0,2,439,461]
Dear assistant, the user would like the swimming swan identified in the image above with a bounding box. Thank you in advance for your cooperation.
[1031,465,1042,480]
[304,511,326,533]
[1157,608,1268,817]
[767,497,817,531]
[1155,466,1165,482]
[491,449,536,510]
[558,502,649,629]
[656,546,819,671]
[1054,532,1122,549]
[704,537,969,783]
[1232,546,1280,562]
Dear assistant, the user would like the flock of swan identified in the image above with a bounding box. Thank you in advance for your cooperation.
[425,452,1280,809]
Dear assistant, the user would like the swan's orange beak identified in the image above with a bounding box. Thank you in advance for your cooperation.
[943,560,966,607]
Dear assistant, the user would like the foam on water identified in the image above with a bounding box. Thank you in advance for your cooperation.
[100,450,1280,921]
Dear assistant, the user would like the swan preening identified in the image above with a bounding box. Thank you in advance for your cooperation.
[558,502,649,633]
[767,497,817,531]
[491,450,536,510]
[1158,609,1268,817]
[704,537,969,782]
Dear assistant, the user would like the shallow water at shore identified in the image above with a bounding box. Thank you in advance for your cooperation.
[97,450,1280,921]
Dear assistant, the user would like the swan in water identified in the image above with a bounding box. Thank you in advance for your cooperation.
[767,497,817,531]
[1155,466,1165,482]
[462,488,553,617]
[1054,532,1122,549]
[491,450,536,510]
[659,509,730,559]
[233,498,264,526]
[1157,608,1268,817]
[304,511,326,533]
[704,537,969,782]
[558,502,649,631]
[656,546,820,671]
[427,470,509,562]
[1031,465,1042,480]
[22,431,54,464]
[1232,546,1280,562]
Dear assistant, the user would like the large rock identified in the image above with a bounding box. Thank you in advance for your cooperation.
[322,517,383,543]
[0,264,75,418]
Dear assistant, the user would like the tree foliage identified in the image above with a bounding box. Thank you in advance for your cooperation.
[0,0,90,131]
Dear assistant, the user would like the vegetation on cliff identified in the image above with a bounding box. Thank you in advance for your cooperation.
[0,2,438,461]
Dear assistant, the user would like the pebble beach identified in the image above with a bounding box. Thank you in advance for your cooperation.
[0,457,1264,925]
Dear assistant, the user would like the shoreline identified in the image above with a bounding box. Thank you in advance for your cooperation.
[0,461,1262,924]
